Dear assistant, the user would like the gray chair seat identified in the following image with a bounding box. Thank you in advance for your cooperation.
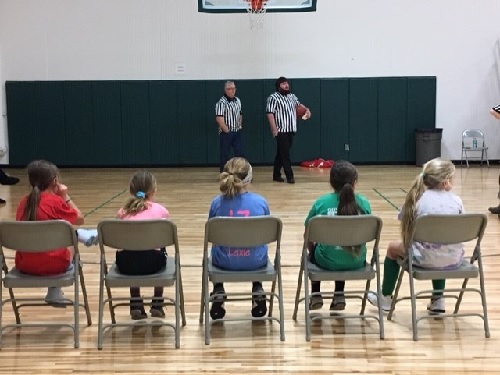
[208,258,275,283]
[4,267,76,288]
[412,260,478,280]
[308,261,375,281]
[106,263,176,288]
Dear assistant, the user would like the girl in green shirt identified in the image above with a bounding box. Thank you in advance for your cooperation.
[305,160,371,311]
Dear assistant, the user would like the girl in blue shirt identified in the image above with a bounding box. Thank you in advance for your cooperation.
[208,157,270,320]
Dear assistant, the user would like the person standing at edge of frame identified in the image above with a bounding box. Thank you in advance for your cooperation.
[488,105,500,215]
[266,76,311,184]
[0,168,20,204]
[215,81,244,173]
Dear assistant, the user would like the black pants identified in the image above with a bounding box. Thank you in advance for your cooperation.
[115,248,167,275]
[219,130,244,172]
[273,132,295,181]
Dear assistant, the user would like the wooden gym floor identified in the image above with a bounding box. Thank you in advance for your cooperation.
[0,164,498,374]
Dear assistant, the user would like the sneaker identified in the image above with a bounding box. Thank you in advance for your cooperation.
[309,294,323,310]
[251,285,267,318]
[0,175,20,185]
[45,287,68,308]
[209,287,226,320]
[330,294,346,311]
[367,292,392,312]
[130,299,147,320]
[130,308,148,320]
[0,198,5,204]
[150,298,166,318]
[427,297,445,315]
[150,307,166,318]
[488,206,500,214]
[76,228,99,247]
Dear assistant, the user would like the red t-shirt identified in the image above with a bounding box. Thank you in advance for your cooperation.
[15,192,80,276]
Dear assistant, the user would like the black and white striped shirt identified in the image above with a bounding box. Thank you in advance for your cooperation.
[266,92,300,133]
[215,95,242,133]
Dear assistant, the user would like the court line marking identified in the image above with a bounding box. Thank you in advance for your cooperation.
[372,188,402,211]
[84,188,128,218]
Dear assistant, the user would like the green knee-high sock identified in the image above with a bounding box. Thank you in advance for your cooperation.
[382,257,401,296]
[432,279,445,297]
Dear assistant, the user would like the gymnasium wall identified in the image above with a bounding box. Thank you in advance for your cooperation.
[5,77,435,166]
[0,1,499,164]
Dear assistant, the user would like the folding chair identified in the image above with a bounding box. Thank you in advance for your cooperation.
[461,129,489,168]
[199,216,285,345]
[0,220,92,349]
[97,219,186,349]
[387,214,490,341]
[292,215,384,341]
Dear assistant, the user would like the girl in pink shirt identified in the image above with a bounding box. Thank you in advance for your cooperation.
[115,170,170,320]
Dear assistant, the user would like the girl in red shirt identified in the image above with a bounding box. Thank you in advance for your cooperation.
[16,160,84,305]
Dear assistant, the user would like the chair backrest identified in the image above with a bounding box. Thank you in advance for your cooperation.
[97,219,179,253]
[204,216,282,248]
[0,220,78,253]
[462,129,486,147]
[411,214,487,245]
[304,215,382,247]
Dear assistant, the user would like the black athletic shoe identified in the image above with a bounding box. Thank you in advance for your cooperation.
[488,206,500,214]
[0,175,19,185]
[150,298,166,318]
[251,285,267,318]
[210,286,226,320]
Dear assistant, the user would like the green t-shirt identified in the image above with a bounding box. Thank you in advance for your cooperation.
[304,192,372,271]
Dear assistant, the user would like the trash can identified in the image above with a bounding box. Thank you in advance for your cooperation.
[415,128,443,167]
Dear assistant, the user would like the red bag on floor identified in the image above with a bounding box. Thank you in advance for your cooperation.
[300,158,335,168]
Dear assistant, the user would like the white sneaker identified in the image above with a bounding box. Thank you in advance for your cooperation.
[427,297,445,314]
[77,228,99,247]
[45,287,67,307]
[367,292,392,312]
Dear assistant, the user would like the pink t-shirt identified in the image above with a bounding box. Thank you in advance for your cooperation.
[117,201,170,221]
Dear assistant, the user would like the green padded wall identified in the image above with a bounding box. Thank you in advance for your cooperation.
[64,82,94,165]
[320,79,349,161]
[92,82,122,165]
[177,81,207,165]
[5,82,36,166]
[378,78,408,163]
[349,78,378,163]
[5,77,436,167]
[34,82,66,164]
[149,81,179,164]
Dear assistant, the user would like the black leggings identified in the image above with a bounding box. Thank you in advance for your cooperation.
[115,248,167,275]
[309,244,345,293]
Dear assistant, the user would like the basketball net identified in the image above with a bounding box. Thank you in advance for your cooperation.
[245,0,267,29]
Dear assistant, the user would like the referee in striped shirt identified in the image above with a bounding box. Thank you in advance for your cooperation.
[215,81,244,172]
[266,77,311,184]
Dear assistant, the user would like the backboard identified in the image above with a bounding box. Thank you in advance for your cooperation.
[198,0,317,13]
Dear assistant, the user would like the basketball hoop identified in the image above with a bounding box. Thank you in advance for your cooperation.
[245,0,267,29]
